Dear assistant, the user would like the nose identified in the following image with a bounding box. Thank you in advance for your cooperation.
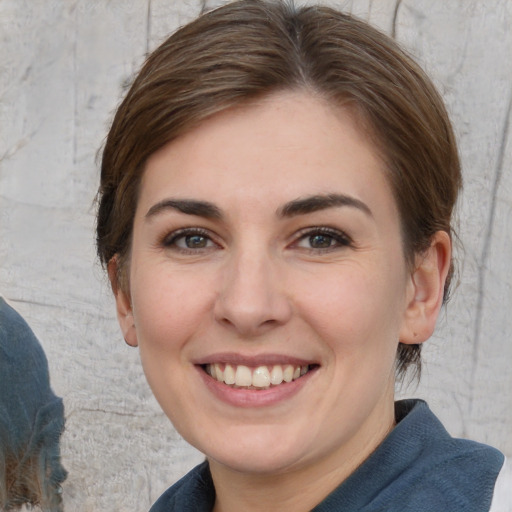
[213,248,292,337]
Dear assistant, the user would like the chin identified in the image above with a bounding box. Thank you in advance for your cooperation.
[193,425,314,475]
[207,449,303,476]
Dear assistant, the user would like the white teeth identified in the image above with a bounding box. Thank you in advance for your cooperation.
[224,364,235,385]
[205,363,310,388]
[270,365,283,385]
[235,365,252,387]
[214,363,224,382]
[283,365,294,383]
[252,366,271,388]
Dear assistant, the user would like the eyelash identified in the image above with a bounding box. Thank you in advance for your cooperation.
[161,227,219,253]
[292,226,353,252]
[160,226,353,254]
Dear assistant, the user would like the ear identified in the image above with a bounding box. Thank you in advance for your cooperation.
[399,231,452,345]
[108,256,138,347]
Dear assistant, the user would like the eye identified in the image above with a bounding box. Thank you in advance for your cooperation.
[163,228,218,252]
[294,227,352,251]
[176,234,212,249]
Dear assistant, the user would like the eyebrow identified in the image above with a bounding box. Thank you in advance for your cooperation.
[145,193,372,221]
[145,199,222,220]
[278,193,373,218]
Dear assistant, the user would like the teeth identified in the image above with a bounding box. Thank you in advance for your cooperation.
[214,364,224,382]
[252,366,270,388]
[206,363,310,388]
[224,364,235,385]
[235,365,252,387]
[270,365,283,385]
[283,365,294,383]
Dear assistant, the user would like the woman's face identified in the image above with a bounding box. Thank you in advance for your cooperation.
[117,91,417,476]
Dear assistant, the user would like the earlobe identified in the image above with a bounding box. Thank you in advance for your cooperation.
[108,256,138,347]
[399,231,452,345]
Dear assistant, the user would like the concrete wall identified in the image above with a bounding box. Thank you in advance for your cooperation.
[1,1,511,510]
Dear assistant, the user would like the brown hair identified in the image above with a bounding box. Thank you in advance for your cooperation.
[96,0,462,378]
[1,453,65,512]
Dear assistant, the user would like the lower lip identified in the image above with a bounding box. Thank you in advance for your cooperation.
[197,366,317,408]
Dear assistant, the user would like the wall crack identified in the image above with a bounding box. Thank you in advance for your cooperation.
[468,84,512,426]
[391,0,403,39]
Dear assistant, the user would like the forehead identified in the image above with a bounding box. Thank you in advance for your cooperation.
[138,91,396,220]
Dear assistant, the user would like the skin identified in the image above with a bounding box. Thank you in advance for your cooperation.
[112,91,451,512]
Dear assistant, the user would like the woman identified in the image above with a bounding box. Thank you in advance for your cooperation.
[95,1,506,510]
[0,297,67,512]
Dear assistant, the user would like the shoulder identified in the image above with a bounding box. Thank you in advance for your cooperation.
[384,400,505,512]
[316,400,505,512]
[0,296,42,353]
[149,461,214,512]
[396,438,504,512]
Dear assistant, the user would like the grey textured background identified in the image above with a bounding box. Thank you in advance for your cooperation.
[1,1,511,510]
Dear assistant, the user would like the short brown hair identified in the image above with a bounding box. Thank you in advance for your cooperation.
[96,0,462,378]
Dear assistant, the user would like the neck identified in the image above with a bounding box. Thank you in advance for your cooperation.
[210,396,396,512]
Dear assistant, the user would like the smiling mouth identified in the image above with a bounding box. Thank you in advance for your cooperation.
[203,363,316,389]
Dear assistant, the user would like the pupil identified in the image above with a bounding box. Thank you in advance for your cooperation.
[310,234,331,248]
[186,235,207,248]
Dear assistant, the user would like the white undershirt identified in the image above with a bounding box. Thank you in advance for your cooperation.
[490,457,512,512]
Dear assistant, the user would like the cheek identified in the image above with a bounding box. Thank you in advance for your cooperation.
[129,268,212,417]
[130,264,216,354]
[294,264,406,355]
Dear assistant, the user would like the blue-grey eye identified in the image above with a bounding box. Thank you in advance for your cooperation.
[164,228,216,250]
[308,234,335,249]
[296,228,350,250]
[173,234,214,249]
[184,235,209,248]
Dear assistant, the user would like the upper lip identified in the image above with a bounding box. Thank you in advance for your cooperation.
[192,352,318,367]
